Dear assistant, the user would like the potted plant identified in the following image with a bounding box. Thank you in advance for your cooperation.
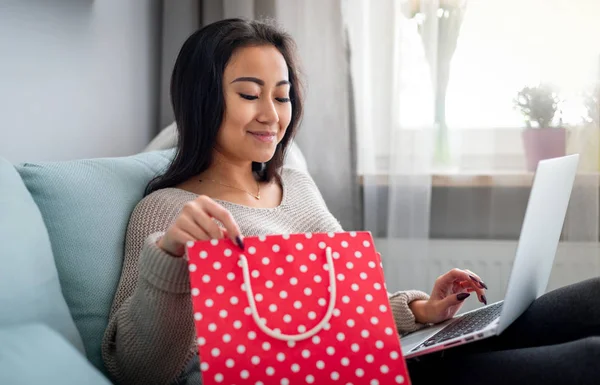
[513,84,566,171]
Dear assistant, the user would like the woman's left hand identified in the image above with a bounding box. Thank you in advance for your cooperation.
[409,268,488,324]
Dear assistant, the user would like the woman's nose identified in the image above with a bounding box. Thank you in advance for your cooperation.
[257,99,279,125]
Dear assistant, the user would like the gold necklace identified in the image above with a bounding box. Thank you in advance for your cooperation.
[199,178,261,200]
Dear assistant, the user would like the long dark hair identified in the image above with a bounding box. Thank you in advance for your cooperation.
[146,18,304,195]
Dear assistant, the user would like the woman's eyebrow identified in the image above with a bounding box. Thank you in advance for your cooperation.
[231,77,290,87]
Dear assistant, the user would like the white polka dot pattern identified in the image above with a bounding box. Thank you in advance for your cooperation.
[186,232,409,384]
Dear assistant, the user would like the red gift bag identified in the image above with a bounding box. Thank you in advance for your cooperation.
[186,231,411,385]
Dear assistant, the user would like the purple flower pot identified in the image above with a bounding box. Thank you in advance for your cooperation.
[522,128,567,171]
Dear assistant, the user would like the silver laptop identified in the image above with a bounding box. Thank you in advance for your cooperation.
[402,154,580,359]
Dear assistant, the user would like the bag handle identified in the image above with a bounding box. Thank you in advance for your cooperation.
[239,246,337,342]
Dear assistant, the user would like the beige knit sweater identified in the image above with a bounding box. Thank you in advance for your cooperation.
[101,167,429,385]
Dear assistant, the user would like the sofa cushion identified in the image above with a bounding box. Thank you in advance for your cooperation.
[0,156,84,352]
[17,150,174,374]
[0,323,111,385]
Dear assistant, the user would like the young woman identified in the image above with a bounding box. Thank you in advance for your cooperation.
[101,18,599,385]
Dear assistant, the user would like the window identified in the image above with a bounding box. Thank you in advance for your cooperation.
[347,0,600,175]
[445,0,600,130]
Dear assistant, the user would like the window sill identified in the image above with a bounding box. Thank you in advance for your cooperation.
[359,171,600,187]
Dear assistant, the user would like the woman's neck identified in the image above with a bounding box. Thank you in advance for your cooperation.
[200,151,258,190]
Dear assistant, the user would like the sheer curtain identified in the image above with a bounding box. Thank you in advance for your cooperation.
[343,0,438,296]
[344,0,600,308]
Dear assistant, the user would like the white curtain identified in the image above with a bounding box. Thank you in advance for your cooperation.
[344,0,600,310]
[343,0,438,297]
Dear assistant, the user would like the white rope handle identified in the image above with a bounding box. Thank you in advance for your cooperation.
[239,246,337,342]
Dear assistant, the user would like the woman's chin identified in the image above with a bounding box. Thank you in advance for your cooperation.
[250,150,277,164]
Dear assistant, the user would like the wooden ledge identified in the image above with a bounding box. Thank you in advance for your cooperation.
[359,172,600,187]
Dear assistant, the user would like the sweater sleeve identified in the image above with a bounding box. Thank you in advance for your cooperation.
[388,290,430,333]
[102,233,196,385]
[101,192,198,385]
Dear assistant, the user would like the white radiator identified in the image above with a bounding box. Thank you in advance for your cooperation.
[375,239,600,313]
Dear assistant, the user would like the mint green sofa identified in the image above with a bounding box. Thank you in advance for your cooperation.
[0,150,174,384]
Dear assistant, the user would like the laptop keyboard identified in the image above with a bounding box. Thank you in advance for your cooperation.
[422,301,503,347]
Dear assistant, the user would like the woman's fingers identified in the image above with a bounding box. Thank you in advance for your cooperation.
[190,206,224,240]
[464,269,488,290]
[159,196,243,257]
[200,197,239,233]
[199,197,244,248]
[442,268,478,285]
[427,269,488,323]
[463,269,489,304]
[458,281,478,292]
[443,269,488,305]
[455,278,484,299]
[168,227,199,257]
[179,215,212,241]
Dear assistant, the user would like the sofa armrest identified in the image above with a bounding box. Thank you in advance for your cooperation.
[0,323,112,385]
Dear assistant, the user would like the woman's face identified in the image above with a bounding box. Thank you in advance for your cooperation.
[216,45,292,164]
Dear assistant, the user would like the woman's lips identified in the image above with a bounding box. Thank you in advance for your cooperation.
[248,131,276,143]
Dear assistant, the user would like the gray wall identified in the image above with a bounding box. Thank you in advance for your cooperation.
[275,0,360,231]
[159,0,200,128]
[0,0,161,164]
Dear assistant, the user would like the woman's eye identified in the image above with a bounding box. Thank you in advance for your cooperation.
[276,97,291,103]
[239,93,258,100]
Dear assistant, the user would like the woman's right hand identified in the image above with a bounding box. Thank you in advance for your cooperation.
[157,195,244,258]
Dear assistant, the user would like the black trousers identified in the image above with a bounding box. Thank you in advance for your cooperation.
[407,277,600,385]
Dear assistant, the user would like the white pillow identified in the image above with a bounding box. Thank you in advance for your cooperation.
[144,122,178,152]
[144,122,309,173]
